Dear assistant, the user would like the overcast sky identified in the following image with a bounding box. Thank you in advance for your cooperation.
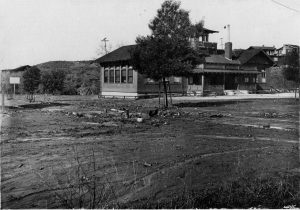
[0,0,299,69]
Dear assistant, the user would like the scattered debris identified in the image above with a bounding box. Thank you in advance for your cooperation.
[149,109,159,117]
[210,113,224,118]
[143,162,152,167]
[262,124,271,129]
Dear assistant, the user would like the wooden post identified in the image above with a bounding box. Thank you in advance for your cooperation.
[223,73,225,92]
[13,84,16,98]
[201,74,204,96]
[1,84,4,112]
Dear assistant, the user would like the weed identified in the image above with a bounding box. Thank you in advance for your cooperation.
[35,147,119,208]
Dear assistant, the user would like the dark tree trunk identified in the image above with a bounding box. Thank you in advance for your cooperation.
[163,77,168,108]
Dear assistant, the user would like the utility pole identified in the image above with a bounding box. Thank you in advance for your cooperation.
[101,37,109,54]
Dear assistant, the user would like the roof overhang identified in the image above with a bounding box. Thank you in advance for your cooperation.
[192,68,259,74]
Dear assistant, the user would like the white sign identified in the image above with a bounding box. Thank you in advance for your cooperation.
[10,77,20,84]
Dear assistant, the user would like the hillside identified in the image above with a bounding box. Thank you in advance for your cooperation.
[36,60,101,95]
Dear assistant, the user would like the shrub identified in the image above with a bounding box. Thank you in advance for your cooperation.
[41,70,66,94]
[22,66,41,94]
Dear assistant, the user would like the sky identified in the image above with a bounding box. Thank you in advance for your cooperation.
[0,0,299,69]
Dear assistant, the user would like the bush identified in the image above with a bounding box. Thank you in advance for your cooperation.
[41,70,66,94]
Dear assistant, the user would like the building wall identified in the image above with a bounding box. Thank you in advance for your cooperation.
[137,73,187,95]
[101,66,138,95]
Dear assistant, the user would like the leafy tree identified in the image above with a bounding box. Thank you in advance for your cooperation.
[23,66,41,102]
[131,0,201,107]
[41,70,66,94]
[283,49,299,83]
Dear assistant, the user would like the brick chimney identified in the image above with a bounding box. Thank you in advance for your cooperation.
[225,42,232,59]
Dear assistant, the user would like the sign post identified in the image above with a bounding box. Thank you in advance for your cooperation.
[9,77,20,98]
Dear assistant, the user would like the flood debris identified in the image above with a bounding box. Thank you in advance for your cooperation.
[137,118,144,123]
[143,162,152,167]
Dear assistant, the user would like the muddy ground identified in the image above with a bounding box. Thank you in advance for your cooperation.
[1,96,299,208]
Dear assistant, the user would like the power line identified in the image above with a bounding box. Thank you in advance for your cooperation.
[270,0,300,13]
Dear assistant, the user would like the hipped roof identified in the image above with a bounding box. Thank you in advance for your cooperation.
[95,45,136,64]
[205,55,240,65]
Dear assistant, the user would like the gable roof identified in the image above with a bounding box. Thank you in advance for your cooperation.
[238,49,273,65]
[95,45,136,64]
[205,54,240,65]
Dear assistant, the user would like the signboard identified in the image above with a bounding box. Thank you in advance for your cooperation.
[10,77,20,84]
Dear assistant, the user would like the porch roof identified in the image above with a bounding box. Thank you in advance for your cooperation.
[192,68,259,74]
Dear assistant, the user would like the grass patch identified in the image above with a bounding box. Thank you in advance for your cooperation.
[122,173,300,209]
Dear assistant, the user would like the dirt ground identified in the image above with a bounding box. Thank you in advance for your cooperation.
[1,95,299,208]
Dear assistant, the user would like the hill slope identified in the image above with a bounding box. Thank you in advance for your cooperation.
[36,60,101,95]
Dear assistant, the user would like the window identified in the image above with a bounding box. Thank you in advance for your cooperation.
[127,69,133,83]
[109,69,114,83]
[115,69,120,83]
[121,69,126,83]
[104,70,108,83]
[245,77,249,83]
[252,77,256,83]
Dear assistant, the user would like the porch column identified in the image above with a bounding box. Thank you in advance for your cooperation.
[223,73,225,91]
[201,74,205,96]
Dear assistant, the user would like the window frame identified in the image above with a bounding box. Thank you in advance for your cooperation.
[115,69,120,83]
[109,69,114,83]
[121,68,127,83]
[127,69,133,83]
[104,69,108,83]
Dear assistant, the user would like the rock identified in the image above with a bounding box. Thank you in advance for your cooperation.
[137,118,144,123]
[18,163,24,168]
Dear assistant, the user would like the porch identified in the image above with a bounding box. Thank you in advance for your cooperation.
[187,70,259,96]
